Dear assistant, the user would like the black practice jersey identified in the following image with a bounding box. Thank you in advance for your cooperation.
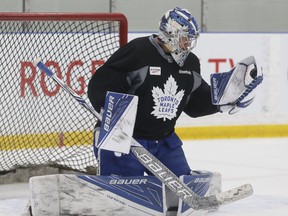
[88,35,218,140]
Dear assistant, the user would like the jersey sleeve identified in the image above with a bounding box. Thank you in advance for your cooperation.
[88,40,139,112]
[184,78,219,117]
[183,54,219,117]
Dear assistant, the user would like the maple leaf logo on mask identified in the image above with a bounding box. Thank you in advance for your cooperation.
[151,75,185,121]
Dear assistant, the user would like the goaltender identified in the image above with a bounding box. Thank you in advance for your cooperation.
[88,7,262,177]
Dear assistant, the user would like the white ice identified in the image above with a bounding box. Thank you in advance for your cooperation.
[0,138,287,216]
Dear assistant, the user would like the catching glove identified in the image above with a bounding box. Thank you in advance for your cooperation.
[210,56,263,114]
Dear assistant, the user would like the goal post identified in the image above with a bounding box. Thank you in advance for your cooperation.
[0,13,128,175]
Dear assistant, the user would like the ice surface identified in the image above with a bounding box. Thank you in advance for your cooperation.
[0,138,287,216]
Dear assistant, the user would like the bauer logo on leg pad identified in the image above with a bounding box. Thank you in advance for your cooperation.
[97,91,138,154]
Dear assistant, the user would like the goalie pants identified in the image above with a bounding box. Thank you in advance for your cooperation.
[94,132,191,177]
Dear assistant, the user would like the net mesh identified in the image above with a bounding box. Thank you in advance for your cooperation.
[0,13,127,174]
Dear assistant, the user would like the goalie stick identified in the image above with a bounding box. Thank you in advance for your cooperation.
[34,59,253,210]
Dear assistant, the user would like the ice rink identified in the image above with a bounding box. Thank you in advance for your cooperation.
[0,137,287,216]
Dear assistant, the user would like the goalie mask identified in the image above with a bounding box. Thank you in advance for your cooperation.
[158,7,200,67]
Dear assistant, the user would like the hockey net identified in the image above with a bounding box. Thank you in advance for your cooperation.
[0,13,127,175]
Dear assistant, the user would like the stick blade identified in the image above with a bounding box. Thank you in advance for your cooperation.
[217,183,253,205]
[195,183,253,210]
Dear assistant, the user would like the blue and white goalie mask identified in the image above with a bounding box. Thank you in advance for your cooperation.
[158,7,200,67]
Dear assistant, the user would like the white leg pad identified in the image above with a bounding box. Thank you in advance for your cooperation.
[29,174,166,216]
[28,172,221,216]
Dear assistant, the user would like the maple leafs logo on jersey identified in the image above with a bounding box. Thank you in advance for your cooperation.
[151,75,185,121]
